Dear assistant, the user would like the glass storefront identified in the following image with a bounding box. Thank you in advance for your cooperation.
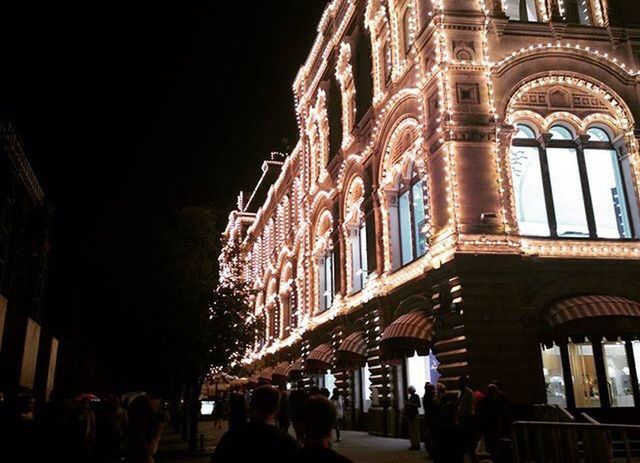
[541,344,566,407]
[568,342,600,408]
[603,342,634,407]
[361,364,372,412]
[541,338,640,409]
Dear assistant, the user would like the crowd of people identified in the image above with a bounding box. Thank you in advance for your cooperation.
[405,376,512,463]
[211,382,351,463]
[0,390,166,463]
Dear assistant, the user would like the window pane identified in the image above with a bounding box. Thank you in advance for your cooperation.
[584,148,631,238]
[504,0,538,20]
[514,123,536,139]
[359,223,368,288]
[510,146,550,236]
[399,191,413,265]
[326,252,334,308]
[407,353,429,414]
[402,9,412,54]
[603,342,634,407]
[633,341,640,395]
[568,342,601,407]
[524,0,538,20]
[362,365,372,412]
[564,0,592,24]
[547,147,589,237]
[411,180,428,257]
[351,229,362,293]
[541,345,567,407]
[318,257,326,311]
[550,125,573,140]
[587,127,610,142]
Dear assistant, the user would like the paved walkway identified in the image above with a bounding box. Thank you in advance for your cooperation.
[156,421,430,463]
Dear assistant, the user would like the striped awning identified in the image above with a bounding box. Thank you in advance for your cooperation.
[258,367,273,384]
[336,331,367,369]
[247,371,261,387]
[547,295,640,328]
[272,361,291,381]
[304,343,335,373]
[380,311,434,362]
[288,356,304,379]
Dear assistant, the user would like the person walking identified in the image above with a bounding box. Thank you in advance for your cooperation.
[212,393,224,429]
[211,385,297,463]
[405,386,421,450]
[330,388,343,442]
[432,393,465,463]
[422,383,437,458]
[278,390,291,434]
[71,397,96,462]
[294,395,353,463]
[125,395,163,463]
[458,375,478,463]
[289,381,308,445]
[477,383,512,463]
[227,386,247,430]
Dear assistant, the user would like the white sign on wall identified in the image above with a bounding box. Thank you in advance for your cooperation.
[0,295,6,354]
[20,319,41,390]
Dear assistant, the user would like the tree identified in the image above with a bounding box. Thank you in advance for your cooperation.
[159,206,261,452]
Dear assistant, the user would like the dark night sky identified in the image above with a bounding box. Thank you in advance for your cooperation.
[0,2,328,392]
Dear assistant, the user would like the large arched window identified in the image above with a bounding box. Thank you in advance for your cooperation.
[510,122,633,239]
[401,7,412,57]
[314,211,336,313]
[344,179,368,294]
[397,165,428,267]
[318,249,336,312]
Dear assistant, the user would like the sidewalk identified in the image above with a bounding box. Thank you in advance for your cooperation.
[156,420,431,463]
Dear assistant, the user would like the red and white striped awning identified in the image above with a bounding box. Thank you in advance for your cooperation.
[304,343,335,373]
[288,356,304,378]
[272,361,290,381]
[247,371,261,387]
[258,367,273,383]
[380,311,434,361]
[336,331,367,369]
[547,295,640,327]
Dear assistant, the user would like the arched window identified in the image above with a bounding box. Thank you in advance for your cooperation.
[315,212,336,313]
[402,8,412,56]
[318,249,336,311]
[397,165,428,267]
[510,122,633,239]
[503,0,539,21]
[383,38,392,84]
[345,179,368,293]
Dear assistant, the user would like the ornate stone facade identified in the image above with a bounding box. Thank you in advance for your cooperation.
[222,0,640,434]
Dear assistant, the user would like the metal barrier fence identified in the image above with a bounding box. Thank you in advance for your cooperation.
[511,419,640,463]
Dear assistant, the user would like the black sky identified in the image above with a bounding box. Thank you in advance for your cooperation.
[0,2,328,392]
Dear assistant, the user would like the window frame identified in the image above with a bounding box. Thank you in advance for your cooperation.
[318,249,336,313]
[541,337,640,409]
[396,168,428,267]
[510,122,635,240]
[503,0,540,22]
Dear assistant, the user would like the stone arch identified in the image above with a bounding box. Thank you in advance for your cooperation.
[494,53,640,125]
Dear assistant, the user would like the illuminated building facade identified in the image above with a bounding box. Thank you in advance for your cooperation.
[221,0,640,433]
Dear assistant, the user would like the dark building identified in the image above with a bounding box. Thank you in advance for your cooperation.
[0,122,57,402]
